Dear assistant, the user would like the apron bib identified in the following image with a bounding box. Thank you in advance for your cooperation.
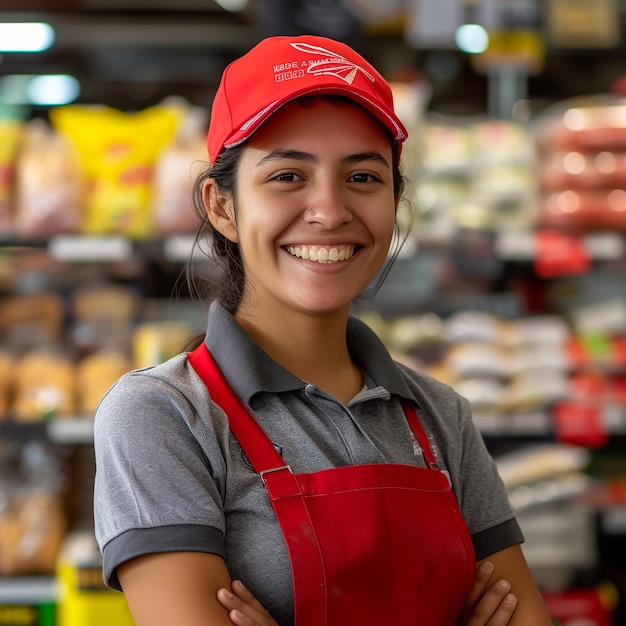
[189,343,476,625]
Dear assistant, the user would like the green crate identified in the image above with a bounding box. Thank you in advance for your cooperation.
[0,602,55,626]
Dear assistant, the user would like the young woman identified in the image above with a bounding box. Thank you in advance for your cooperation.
[93,35,554,625]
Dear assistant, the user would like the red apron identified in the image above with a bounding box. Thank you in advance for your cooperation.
[189,343,476,625]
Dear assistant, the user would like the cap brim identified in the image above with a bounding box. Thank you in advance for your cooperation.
[222,84,408,153]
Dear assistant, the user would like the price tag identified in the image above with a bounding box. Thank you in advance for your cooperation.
[533,230,590,278]
[543,587,614,626]
[49,235,132,261]
[472,28,545,73]
[547,0,619,48]
[553,401,608,448]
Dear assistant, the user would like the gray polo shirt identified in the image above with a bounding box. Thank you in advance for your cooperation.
[94,301,522,625]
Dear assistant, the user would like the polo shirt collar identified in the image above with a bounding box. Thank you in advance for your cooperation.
[204,300,414,405]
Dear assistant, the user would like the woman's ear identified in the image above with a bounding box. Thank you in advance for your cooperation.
[202,179,239,243]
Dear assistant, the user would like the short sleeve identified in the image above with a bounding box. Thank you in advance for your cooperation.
[454,394,518,534]
[93,366,227,587]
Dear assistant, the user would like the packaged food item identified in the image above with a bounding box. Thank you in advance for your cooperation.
[76,350,132,416]
[72,284,137,324]
[445,342,510,380]
[504,369,570,412]
[0,350,15,419]
[0,292,65,351]
[536,96,626,152]
[386,313,444,354]
[422,122,473,177]
[444,311,508,344]
[153,104,207,235]
[540,151,626,190]
[12,349,76,421]
[0,441,67,575]
[534,95,626,230]
[14,119,83,238]
[133,320,193,368]
[71,284,138,354]
[0,489,67,575]
[504,314,571,348]
[49,103,181,238]
[453,377,506,412]
[0,115,24,236]
[541,189,626,230]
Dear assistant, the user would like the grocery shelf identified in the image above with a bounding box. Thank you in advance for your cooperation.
[473,411,552,436]
[0,234,199,263]
[48,236,133,262]
[0,577,57,604]
[0,419,94,444]
[47,419,95,445]
[495,230,625,261]
[473,404,626,439]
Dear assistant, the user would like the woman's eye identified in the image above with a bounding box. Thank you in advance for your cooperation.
[349,172,380,183]
[272,172,302,182]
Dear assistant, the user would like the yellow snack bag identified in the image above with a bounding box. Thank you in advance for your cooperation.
[49,104,180,238]
[0,118,24,236]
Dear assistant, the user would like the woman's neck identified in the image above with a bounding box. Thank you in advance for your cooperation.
[234,305,363,404]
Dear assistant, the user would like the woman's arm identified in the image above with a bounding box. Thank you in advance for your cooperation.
[479,544,553,625]
[117,552,235,626]
[217,561,521,626]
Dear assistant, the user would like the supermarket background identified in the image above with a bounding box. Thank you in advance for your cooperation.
[1,1,626,625]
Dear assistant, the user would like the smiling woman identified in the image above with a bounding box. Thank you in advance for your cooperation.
[93,34,554,626]
[206,97,397,333]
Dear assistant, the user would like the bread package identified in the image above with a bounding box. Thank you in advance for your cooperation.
[0,489,66,575]
[153,104,207,235]
[14,119,83,238]
[0,292,65,351]
[12,349,76,421]
[76,350,132,415]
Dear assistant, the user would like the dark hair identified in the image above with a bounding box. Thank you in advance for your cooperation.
[186,97,409,313]
[187,146,245,313]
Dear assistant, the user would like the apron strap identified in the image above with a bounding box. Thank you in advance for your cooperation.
[402,404,439,469]
[188,343,325,618]
[188,343,289,478]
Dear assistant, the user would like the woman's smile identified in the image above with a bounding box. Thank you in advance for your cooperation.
[284,244,358,264]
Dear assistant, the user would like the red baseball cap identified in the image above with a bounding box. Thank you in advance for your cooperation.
[207,34,408,163]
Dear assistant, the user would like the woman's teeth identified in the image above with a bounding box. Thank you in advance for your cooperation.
[286,244,355,264]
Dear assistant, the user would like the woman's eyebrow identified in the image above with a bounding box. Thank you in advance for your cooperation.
[256,149,390,169]
[344,151,390,169]
[256,149,316,167]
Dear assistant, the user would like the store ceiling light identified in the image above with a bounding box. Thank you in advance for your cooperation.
[27,75,81,106]
[0,74,80,106]
[455,24,489,54]
[214,0,248,11]
[0,22,55,52]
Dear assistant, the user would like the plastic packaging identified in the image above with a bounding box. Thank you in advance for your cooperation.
[50,103,181,238]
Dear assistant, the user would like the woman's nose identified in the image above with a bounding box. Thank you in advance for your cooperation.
[303,184,352,228]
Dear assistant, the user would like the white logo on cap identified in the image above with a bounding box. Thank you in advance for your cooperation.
[233,41,407,145]
[290,42,375,85]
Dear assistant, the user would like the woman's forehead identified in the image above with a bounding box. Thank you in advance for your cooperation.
[241,98,394,155]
